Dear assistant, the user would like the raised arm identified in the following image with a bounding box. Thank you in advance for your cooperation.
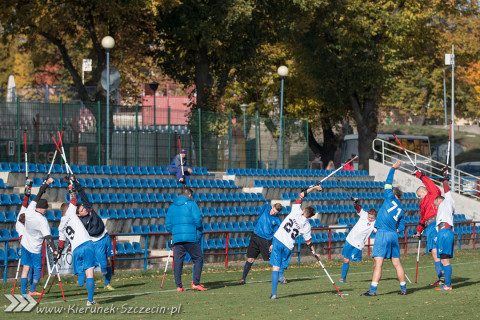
[415,170,441,194]
[33,177,54,203]
[295,185,323,204]
[73,179,93,211]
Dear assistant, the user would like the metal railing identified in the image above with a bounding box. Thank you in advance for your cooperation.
[372,138,480,200]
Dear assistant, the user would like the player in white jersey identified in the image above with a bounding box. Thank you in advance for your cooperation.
[16,179,34,285]
[337,199,377,283]
[269,185,322,299]
[57,184,98,306]
[20,177,58,297]
[433,168,455,291]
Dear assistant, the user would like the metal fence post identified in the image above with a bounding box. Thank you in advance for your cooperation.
[168,106,171,164]
[16,96,20,164]
[306,118,309,169]
[282,116,285,169]
[97,101,101,166]
[228,111,232,169]
[198,108,202,167]
[135,104,139,166]
[255,112,258,169]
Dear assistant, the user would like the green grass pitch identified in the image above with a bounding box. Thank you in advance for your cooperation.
[1,249,480,319]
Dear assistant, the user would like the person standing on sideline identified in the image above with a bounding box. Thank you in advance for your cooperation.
[168,149,193,183]
[73,178,115,291]
[165,188,206,291]
[433,168,455,291]
[337,199,377,284]
[269,185,323,299]
[57,184,98,306]
[413,167,443,285]
[361,160,407,296]
[20,177,58,297]
[16,178,34,285]
[239,202,283,285]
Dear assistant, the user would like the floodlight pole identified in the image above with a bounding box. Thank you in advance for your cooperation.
[102,36,115,166]
[450,45,455,190]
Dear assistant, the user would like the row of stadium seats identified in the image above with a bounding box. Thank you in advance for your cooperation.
[227,167,368,177]
[0,162,213,176]
[254,179,384,189]
[99,208,166,219]
[0,179,13,189]
[66,192,267,204]
[32,177,239,190]
[281,191,417,201]
[115,242,148,255]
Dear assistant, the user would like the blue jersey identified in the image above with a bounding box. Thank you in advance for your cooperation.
[374,168,405,233]
[254,202,282,240]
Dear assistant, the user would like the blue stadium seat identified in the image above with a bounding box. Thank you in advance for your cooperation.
[133,242,144,254]
[123,242,136,254]
[115,243,126,255]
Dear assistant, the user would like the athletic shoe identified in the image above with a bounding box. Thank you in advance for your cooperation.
[336,279,347,284]
[104,284,115,291]
[191,283,207,291]
[430,280,444,286]
[270,294,277,300]
[279,277,287,284]
[238,279,245,285]
[435,285,452,291]
[398,290,407,295]
[360,291,377,296]
[176,287,186,292]
[28,291,41,296]
[87,301,97,306]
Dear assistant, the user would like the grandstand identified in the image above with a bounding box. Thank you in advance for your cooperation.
[0,160,478,281]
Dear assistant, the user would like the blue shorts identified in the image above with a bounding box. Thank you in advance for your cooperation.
[425,223,438,252]
[73,241,98,275]
[436,229,454,259]
[93,233,114,271]
[342,241,363,261]
[269,238,292,270]
[372,230,400,259]
[20,246,42,270]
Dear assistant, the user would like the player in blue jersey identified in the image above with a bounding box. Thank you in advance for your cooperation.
[361,160,407,296]
[239,202,283,285]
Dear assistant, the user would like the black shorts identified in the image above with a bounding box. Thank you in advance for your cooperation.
[246,233,272,261]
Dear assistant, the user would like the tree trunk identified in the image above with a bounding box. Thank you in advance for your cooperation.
[350,93,378,171]
[194,46,213,110]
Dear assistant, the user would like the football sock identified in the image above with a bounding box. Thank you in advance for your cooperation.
[86,278,95,302]
[30,279,38,292]
[443,265,452,287]
[105,267,112,286]
[21,278,28,295]
[242,262,253,281]
[271,271,279,295]
[369,282,378,294]
[341,263,350,280]
[434,261,443,279]
[400,281,406,292]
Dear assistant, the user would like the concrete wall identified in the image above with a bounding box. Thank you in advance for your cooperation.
[369,159,480,220]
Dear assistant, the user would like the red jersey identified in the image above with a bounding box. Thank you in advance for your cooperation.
[415,172,441,233]
[343,163,354,171]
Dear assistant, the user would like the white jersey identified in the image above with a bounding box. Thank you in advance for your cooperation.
[436,191,455,232]
[21,201,51,254]
[58,203,92,251]
[15,204,28,237]
[274,203,312,250]
[90,228,108,242]
[346,209,376,250]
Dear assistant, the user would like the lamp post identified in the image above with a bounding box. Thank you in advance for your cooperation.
[101,36,115,165]
[240,104,248,138]
[445,46,455,189]
[149,81,159,165]
[277,65,288,169]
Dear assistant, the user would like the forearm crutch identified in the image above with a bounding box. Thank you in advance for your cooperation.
[415,236,422,284]
[178,139,185,186]
[305,156,358,189]
[161,241,173,288]
[394,135,416,167]
[311,251,344,298]
[38,245,66,302]
[12,258,22,296]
